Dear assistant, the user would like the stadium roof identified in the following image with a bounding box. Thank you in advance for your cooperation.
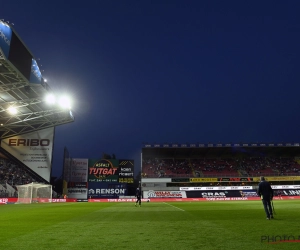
[0,22,74,139]
[142,143,300,158]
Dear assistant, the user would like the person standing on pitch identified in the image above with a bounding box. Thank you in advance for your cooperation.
[135,187,141,207]
[257,176,274,220]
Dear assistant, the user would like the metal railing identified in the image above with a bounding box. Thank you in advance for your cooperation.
[142,172,300,178]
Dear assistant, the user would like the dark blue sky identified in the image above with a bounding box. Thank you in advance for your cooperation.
[2,1,300,177]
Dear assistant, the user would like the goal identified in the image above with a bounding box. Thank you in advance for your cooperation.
[16,182,52,204]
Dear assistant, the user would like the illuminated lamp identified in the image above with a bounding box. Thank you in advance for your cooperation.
[58,95,71,109]
[8,107,18,115]
[45,94,56,105]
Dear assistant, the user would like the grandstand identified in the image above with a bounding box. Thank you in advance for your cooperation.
[0,20,74,197]
[141,143,300,199]
[142,156,300,178]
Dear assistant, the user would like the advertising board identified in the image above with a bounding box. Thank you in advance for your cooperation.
[1,127,54,182]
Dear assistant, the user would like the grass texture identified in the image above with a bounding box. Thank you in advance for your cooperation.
[0,200,300,250]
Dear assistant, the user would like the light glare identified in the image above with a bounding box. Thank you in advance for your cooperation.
[45,94,56,104]
[58,96,71,109]
[8,107,18,115]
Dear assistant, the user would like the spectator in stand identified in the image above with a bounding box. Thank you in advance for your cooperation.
[0,157,47,197]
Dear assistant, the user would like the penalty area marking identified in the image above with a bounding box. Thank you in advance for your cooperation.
[163,202,185,211]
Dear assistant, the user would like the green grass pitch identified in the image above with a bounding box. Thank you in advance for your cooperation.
[0,200,300,250]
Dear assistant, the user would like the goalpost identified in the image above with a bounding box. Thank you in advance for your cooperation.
[16,182,52,204]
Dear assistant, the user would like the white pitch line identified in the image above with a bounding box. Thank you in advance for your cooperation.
[163,202,185,211]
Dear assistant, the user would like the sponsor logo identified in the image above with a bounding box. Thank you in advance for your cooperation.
[147,191,183,198]
[89,159,118,180]
[205,197,248,201]
[71,171,87,177]
[67,189,87,194]
[8,139,50,147]
[201,192,226,197]
[239,191,258,197]
[283,190,300,196]
[89,188,126,195]
[119,161,133,166]
[71,160,87,166]
[0,198,8,204]
[52,199,66,203]
[119,172,134,176]
[120,167,132,172]
[90,168,117,175]
[107,199,148,202]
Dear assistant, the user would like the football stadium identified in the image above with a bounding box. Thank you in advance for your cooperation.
[1,20,300,250]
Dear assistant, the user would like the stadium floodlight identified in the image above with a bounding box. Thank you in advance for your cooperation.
[45,93,56,105]
[45,93,72,109]
[58,95,71,109]
[8,106,18,115]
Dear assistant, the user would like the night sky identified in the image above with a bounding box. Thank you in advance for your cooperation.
[2,1,300,178]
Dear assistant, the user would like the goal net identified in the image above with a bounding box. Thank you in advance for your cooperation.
[16,183,52,204]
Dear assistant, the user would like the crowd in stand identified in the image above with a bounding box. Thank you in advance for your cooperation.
[142,158,192,178]
[0,157,39,197]
[142,157,300,178]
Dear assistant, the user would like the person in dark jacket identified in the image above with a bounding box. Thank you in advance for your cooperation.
[135,188,141,207]
[257,176,274,219]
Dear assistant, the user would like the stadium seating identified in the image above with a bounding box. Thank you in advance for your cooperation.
[142,157,300,178]
[0,157,41,197]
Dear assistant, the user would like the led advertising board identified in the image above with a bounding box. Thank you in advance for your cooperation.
[88,159,119,182]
